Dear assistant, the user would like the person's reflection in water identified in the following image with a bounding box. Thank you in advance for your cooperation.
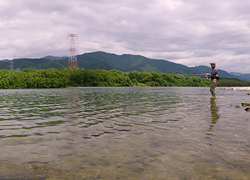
[206,97,220,146]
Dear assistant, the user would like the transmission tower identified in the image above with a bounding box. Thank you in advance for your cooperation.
[67,34,78,69]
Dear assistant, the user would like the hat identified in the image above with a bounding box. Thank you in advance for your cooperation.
[210,63,216,65]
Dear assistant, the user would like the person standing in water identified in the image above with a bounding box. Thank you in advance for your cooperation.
[205,63,219,97]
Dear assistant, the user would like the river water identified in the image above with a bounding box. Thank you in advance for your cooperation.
[0,87,249,180]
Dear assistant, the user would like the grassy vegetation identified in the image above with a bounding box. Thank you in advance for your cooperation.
[0,68,248,89]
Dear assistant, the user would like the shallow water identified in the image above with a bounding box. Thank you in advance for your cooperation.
[0,87,249,180]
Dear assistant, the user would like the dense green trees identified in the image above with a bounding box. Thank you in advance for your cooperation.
[0,68,247,89]
[127,71,210,87]
[0,69,133,89]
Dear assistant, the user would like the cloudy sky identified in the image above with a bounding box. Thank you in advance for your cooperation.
[1,0,250,73]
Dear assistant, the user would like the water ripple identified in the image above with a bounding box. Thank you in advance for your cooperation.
[0,87,249,179]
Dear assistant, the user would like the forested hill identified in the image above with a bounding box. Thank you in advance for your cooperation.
[0,51,237,78]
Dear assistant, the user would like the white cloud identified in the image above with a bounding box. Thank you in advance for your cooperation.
[0,0,250,73]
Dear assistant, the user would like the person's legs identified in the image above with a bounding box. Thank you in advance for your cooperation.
[210,79,218,97]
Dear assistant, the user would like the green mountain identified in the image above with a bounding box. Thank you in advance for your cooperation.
[77,52,195,74]
[238,74,250,80]
[230,72,243,76]
[0,51,245,79]
[190,66,236,79]
[229,72,250,81]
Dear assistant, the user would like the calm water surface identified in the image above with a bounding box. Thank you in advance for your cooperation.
[0,87,249,179]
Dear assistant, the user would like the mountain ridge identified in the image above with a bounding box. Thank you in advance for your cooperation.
[0,51,248,80]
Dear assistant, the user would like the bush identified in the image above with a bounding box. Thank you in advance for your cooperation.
[4,68,246,89]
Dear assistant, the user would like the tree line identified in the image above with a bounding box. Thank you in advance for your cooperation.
[0,68,248,89]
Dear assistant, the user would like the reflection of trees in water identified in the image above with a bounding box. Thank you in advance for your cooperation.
[206,97,220,145]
